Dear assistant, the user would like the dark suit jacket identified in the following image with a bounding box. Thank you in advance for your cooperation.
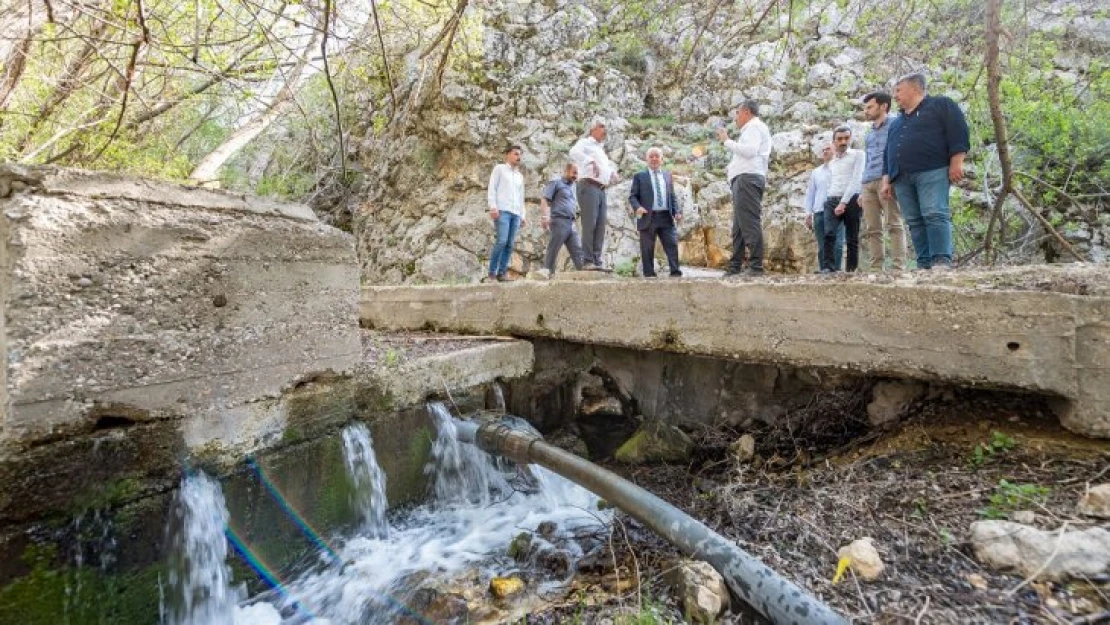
[629,169,679,231]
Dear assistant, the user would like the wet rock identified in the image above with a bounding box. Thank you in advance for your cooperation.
[837,537,885,581]
[664,560,729,624]
[867,381,926,427]
[537,549,572,578]
[581,394,623,417]
[614,419,693,464]
[508,532,533,561]
[489,576,525,600]
[536,521,557,539]
[729,433,756,462]
[970,521,1110,581]
[402,587,469,625]
[1077,483,1110,519]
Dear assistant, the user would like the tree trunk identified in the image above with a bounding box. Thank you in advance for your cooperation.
[188,12,322,185]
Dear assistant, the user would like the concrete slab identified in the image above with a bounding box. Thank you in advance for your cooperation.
[361,266,1110,438]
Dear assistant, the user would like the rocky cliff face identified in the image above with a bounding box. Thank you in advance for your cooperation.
[350,0,1109,284]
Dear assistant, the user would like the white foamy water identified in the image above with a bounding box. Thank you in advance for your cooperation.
[341,423,389,539]
[165,472,247,625]
[240,403,605,624]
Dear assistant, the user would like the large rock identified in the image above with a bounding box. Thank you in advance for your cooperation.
[614,418,693,464]
[1077,484,1110,519]
[0,166,360,452]
[970,521,1110,581]
[663,560,730,624]
[867,381,926,427]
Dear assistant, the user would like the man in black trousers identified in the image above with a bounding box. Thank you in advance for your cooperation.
[628,147,683,277]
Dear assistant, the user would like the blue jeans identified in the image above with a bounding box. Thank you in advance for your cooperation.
[488,211,521,276]
[893,167,953,269]
[813,212,844,271]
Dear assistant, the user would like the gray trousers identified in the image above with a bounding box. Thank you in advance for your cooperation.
[729,173,766,271]
[576,181,607,266]
[544,216,585,273]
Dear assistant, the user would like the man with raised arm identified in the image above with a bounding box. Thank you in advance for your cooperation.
[716,100,772,276]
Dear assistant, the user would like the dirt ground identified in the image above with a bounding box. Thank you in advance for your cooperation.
[527,391,1110,624]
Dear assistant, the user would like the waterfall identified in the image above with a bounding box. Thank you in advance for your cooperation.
[342,423,390,539]
[426,401,511,507]
[164,472,243,625]
[490,381,506,413]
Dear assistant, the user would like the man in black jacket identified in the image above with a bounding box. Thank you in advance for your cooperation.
[628,147,683,277]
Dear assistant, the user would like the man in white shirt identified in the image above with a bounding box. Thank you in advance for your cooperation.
[821,125,865,273]
[803,144,844,272]
[485,145,526,282]
[568,117,620,270]
[716,100,772,276]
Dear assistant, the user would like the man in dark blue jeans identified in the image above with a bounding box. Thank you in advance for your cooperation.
[881,72,970,270]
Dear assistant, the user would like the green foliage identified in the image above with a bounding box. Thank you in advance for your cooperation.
[614,258,638,277]
[979,480,1051,519]
[969,430,1017,467]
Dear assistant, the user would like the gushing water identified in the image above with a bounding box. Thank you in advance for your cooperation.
[165,472,244,625]
[341,423,389,539]
[426,401,513,507]
[241,402,605,624]
[490,381,506,413]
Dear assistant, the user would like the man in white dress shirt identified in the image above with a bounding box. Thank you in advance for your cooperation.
[716,100,772,276]
[485,145,526,282]
[804,144,844,272]
[568,117,620,270]
[821,126,866,273]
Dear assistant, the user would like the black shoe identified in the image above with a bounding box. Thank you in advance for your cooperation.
[643,273,657,278]
[669,271,683,277]
[743,268,764,276]
[723,268,743,277]
[496,273,510,282]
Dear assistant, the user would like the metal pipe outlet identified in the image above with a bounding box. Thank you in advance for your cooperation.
[460,420,847,625]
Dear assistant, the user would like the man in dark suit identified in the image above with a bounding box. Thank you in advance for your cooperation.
[628,147,683,277]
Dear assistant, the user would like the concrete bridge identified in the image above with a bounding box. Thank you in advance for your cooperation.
[361,267,1110,438]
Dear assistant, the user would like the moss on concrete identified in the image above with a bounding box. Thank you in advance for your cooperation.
[0,544,163,625]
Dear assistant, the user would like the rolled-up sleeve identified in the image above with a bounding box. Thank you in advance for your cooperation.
[944,99,971,156]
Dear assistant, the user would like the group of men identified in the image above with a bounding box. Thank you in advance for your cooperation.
[484,71,970,281]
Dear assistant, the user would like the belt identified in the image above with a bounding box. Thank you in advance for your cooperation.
[580,179,606,189]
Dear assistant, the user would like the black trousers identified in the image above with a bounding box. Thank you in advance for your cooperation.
[639,211,681,277]
[822,195,862,271]
[729,174,765,271]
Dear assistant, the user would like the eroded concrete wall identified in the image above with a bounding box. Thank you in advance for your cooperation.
[361,267,1110,438]
[0,165,361,451]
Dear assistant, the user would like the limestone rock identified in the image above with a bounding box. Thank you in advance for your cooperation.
[970,521,1110,581]
[1011,510,1036,524]
[614,419,693,464]
[1077,484,1110,519]
[663,560,729,624]
[402,588,469,625]
[489,576,525,600]
[729,433,756,463]
[867,381,926,427]
[837,538,885,581]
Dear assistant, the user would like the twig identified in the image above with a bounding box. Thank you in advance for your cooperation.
[319,0,345,179]
[914,595,931,624]
[368,0,396,117]
[1011,188,1087,262]
[1005,522,1069,597]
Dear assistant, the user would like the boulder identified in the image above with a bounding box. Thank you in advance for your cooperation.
[970,521,1110,581]
[489,576,525,600]
[866,381,926,427]
[837,537,885,581]
[729,433,756,463]
[614,419,693,464]
[1077,483,1110,519]
[402,588,469,625]
[663,560,730,624]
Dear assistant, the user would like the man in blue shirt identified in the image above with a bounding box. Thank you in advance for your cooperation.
[881,73,970,270]
[860,92,906,271]
[540,163,585,275]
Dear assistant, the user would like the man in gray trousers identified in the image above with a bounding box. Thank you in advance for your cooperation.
[541,163,585,274]
[717,100,772,276]
[568,117,620,270]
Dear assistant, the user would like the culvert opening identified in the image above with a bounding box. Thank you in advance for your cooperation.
[1007,341,1021,351]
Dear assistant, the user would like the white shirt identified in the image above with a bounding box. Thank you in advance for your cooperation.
[568,136,616,185]
[487,163,524,215]
[803,164,831,214]
[827,148,865,203]
[724,117,772,181]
